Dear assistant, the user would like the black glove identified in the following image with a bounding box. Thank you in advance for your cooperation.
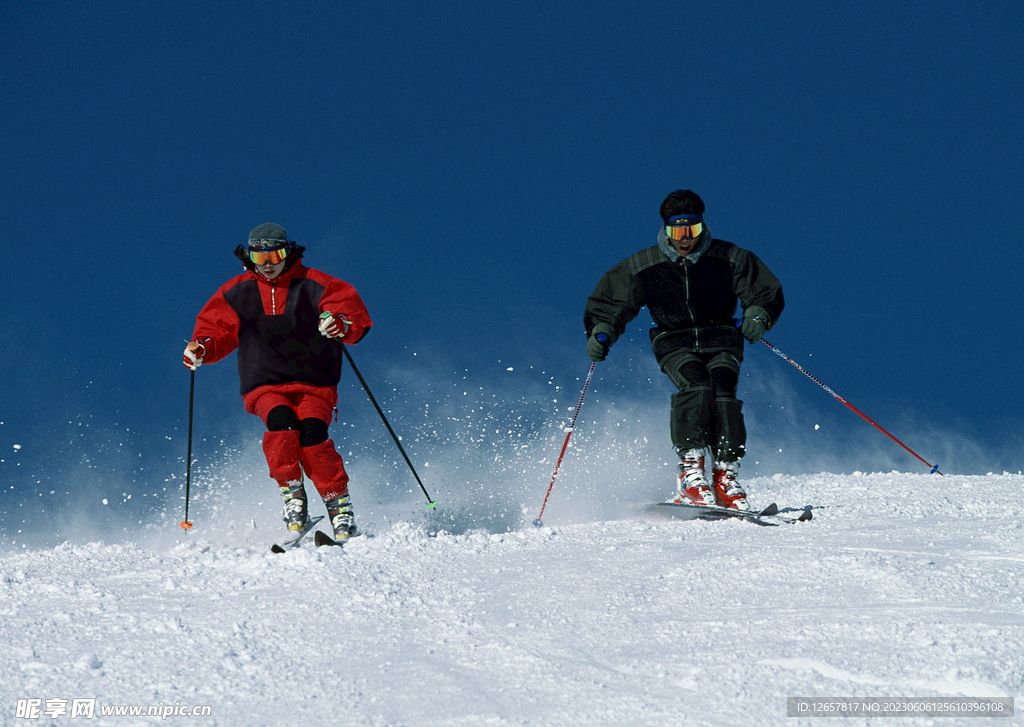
[741,306,770,343]
[586,323,617,362]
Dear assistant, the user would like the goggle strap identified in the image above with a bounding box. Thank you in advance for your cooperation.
[666,214,703,226]
[248,238,288,248]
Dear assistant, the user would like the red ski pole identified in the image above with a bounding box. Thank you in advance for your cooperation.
[534,361,598,527]
[760,338,942,475]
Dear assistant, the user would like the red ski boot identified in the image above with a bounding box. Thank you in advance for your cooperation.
[672,449,715,506]
[713,461,749,511]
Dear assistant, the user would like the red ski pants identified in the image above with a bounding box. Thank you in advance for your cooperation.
[257,391,349,501]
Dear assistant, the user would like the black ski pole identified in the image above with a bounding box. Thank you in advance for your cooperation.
[341,345,438,509]
[181,370,196,530]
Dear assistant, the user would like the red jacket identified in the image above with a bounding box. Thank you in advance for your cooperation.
[191,261,372,405]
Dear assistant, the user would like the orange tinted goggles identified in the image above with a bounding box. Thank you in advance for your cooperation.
[249,247,288,265]
[665,217,704,241]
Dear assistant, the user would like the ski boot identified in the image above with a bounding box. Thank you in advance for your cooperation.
[324,494,358,541]
[672,449,715,506]
[712,461,749,511]
[279,480,309,532]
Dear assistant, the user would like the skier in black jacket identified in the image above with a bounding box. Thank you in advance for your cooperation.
[584,190,784,510]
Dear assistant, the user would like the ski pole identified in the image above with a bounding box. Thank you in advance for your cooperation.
[534,359,598,527]
[181,370,196,530]
[340,344,438,509]
[759,338,942,475]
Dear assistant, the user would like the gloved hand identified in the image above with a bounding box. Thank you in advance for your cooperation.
[183,340,207,370]
[319,311,352,339]
[586,323,618,362]
[741,306,770,343]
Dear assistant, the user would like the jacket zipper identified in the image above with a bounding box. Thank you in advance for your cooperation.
[682,261,701,351]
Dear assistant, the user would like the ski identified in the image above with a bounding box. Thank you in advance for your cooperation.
[651,501,811,524]
[655,501,782,525]
[767,504,813,523]
[314,529,354,548]
[270,515,325,553]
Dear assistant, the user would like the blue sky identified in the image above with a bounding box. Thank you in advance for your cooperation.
[2,0,1022,533]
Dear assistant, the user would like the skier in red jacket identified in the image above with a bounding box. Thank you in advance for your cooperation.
[183,223,372,541]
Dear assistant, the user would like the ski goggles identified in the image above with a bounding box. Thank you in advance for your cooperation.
[248,239,289,265]
[665,214,704,241]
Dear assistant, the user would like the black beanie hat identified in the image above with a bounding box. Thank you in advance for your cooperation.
[248,223,288,247]
[659,190,706,222]
[235,222,305,272]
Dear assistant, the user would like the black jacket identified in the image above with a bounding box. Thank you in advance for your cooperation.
[585,229,784,363]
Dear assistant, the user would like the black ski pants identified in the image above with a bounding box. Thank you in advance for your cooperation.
[660,349,746,462]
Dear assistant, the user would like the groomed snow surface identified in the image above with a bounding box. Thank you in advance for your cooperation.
[2,470,1021,726]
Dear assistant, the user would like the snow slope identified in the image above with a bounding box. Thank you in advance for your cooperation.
[1,470,1021,726]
